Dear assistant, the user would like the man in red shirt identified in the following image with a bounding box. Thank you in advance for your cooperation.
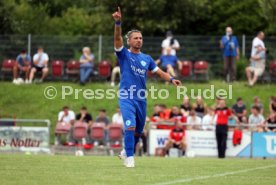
[215,99,232,158]
[164,120,186,156]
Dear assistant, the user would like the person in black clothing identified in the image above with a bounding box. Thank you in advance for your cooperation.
[232,97,247,123]
[266,113,276,132]
[76,106,93,143]
[180,95,192,117]
[193,96,207,118]
[269,96,276,115]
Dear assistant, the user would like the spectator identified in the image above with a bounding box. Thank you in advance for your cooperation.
[13,50,31,84]
[251,96,264,114]
[180,95,192,117]
[112,107,124,127]
[187,109,202,130]
[111,59,120,87]
[248,106,265,132]
[161,31,180,56]
[232,97,247,123]
[80,47,95,85]
[155,47,182,78]
[202,107,216,131]
[192,96,207,118]
[213,95,223,109]
[29,46,49,83]
[269,96,276,115]
[76,106,93,125]
[55,106,75,145]
[246,31,266,86]
[164,120,186,156]
[266,113,276,132]
[151,104,163,122]
[215,99,232,158]
[220,27,240,82]
[95,109,110,126]
[168,106,184,122]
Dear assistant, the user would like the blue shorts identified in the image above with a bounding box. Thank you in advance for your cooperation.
[119,99,146,134]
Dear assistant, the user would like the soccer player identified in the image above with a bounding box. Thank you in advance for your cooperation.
[112,7,181,168]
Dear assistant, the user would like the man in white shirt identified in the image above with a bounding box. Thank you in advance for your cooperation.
[161,31,180,56]
[187,109,202,130]
[202,107,216,131]
[29,46,49,83]
[55,106,75,145]
[248,106,265,132]
[246,31,266,86]
[112,107,124,127]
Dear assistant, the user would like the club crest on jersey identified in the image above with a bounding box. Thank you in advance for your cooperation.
[140,60,146,67]
[125,120,131,126]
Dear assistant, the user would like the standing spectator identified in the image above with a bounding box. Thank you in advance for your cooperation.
[180,95,192,117]
[13,50,31,84]
[246,31,266,86]
[76,106,93,125]
[55,106,75,145]
[151,104,163,122]
[251,96,264,114]
[112,107,124,127]
[202,107,216,131]
[232,97,247,123]
[269,96,276,115]
[220,27,240,82]
[266,113,276,132]
[95,109,110,126]
[156,47,182,78]
[29,47,49,83]
[193,96,207,118]
[215,99,232,158]
[161,31,180,56]
[168,106,185,122]
[111,59,120,87]
[80,47,95,85]
[164,120,186,156]
[248,106,265,132]
[186,109,202,130]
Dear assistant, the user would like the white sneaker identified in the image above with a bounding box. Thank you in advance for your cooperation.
[25,79,30,84]
[118,149,127,166]
[111,82,115,87]
[12,79,18,84]
[125,156,135,168]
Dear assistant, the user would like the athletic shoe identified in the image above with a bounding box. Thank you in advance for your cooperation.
[125,156,135,168]
[111,82,115,87]
[12,79,18,84]
[118,149,127,166]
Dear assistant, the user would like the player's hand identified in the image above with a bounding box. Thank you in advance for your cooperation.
[112,7,121,21]
[172,79,182,86]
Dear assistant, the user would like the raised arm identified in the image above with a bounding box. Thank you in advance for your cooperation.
[112,7,123,49]
[155,68,182,86]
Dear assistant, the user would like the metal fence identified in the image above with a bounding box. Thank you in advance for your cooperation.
[0,34,275,77]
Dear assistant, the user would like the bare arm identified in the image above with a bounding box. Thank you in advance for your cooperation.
[155,68,181,86]
[112,7,123,49]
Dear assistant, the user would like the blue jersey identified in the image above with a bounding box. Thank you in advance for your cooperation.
[16,54,31,66]
[159,55,178,68]
[115,47,158,102]
[221,35,239,57]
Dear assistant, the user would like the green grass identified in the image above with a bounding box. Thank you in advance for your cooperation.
[0,155,276,185]
[0,80,276,143]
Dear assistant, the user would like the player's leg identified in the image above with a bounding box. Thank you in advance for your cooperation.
[134,101,147,151]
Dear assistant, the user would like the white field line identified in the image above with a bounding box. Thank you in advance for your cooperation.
[150,164,276,185]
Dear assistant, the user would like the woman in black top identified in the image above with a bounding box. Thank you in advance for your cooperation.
[180,95,192,117]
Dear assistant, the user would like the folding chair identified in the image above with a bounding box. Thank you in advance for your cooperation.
[51,60,64,80]
[108,124,123,148]
[90,122,105,144]
[194,60,209,81]
[181,61,193,80]
[269,60,276,82]
[66,60,80,81]
[98,60,111,79]
[73,121,88,142]
[1,59,16,80]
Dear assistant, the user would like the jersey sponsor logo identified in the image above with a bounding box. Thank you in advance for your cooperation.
[131,65,146,76]
[140,60,146,67]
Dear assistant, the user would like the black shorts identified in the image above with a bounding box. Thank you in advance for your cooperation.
[173,143,181,149]
[33,66,45,72]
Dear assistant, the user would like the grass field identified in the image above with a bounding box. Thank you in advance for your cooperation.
[0,155,276,185]
[0,80,276,143]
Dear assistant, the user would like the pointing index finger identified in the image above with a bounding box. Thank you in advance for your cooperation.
[118,7,121,14]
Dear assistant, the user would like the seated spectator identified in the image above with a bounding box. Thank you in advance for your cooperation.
[76,106,93,125]
[112,107,124,127]
[180,95,192,117]
[202,107,216,131]
[169,106,185,122]
[29,46,49,83]
[95,109,110,126]
[111,58,120,87]
[187,109,202,130]
[248,106,265,132]
[266,113,276,132]
[164,120,186,156]
[156,47,182,78]
[269,96,276,115]
[79,47,94,85]
[13,50,31,84]
[251,96,264,114]
[193,96,207,118]
[55,106,75,145]
[151,104,163,122]
[232,97,247,123]
[159,104,171,120]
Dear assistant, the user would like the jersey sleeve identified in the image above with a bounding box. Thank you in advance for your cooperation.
[148,56,159,73]
[115,46,127,60]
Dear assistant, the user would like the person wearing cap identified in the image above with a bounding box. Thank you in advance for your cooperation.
[161,31,180,56]
[13,50,32,84]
